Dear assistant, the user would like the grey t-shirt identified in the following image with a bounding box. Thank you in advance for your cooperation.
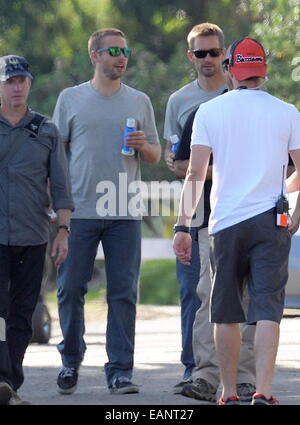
[53,82,160,220]
[164,79,227,140]
[164,80,227,228]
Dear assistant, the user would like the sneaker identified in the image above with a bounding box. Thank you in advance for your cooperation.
[218,395,240,405]
[8,391,31,405]
[0,382,13,405]
[237,383,256,402]
[251,393,279,405]
[109,376,139,395]
[57,366,78,395]
[173,378,192,395]
[181,378,217,402]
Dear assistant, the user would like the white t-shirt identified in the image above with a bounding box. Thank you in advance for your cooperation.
[191,89,300,234]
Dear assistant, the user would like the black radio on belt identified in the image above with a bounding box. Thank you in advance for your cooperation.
[276,165,289,227]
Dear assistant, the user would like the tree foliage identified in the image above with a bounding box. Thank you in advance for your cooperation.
[0,0,299,180]
[248,0,300,109]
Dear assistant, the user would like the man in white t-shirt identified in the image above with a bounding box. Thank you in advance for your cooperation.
[164,23,255,402]
[173,37,300,405]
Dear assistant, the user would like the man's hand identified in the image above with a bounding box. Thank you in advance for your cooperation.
[173,232,192,265]
[51,231,69,266]
[164,141,175,172]
[165,151,175,171]
[125,130,147,152]
[126,130,161,163]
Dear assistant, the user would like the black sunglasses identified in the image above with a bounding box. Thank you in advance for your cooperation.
[96,46,132,58]
[193,48,223,59]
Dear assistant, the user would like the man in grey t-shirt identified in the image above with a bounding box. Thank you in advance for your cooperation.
[53,28,161,395]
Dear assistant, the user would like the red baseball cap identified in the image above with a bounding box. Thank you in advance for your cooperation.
[229,37,267,80]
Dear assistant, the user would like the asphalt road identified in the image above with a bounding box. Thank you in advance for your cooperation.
[19,303,300,407]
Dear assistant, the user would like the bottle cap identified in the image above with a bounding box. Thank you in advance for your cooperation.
[170,134,179,144]
[126,118,136,128]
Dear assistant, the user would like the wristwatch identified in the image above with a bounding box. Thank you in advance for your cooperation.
[58,225,70,234]
[173,225,190,234]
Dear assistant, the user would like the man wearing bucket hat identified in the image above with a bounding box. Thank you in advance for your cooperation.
[0,55,73,405]
[173,37,300,405]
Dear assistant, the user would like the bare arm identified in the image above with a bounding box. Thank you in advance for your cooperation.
[173,159,189,179]
[287,150,300,193]
[173,145,211,264]
[289,192,300,235]
[174,158,212,180]
[287,150,300,234]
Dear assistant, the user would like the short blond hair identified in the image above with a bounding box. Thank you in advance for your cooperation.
[187,22,224,50]
[88,28,126,55]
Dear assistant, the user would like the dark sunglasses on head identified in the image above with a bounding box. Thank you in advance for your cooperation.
[193,48,223,59]
[96,46,132,58]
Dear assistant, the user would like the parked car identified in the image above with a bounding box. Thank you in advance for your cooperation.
[31,227,55,344]
[285,191,300,309]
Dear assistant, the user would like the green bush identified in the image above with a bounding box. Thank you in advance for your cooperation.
[46,258,180,306]
[139,259,179,305]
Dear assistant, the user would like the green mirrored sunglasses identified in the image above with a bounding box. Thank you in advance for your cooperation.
[96,46,131,58]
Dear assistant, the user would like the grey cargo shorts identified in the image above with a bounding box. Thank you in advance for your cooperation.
[209,208,291,324]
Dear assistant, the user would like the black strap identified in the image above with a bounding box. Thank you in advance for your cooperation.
[23,112,46,138]
[0,113,46,174]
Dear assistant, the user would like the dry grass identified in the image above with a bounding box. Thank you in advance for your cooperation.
[47,299,180,325]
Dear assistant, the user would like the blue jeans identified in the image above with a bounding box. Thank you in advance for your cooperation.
[176,228,201,379]
[56,219,141,387]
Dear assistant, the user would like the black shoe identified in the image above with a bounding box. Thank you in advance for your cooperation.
[0,382,13,405]
[8,391,31,405]
[109,376,139,395]
[251,393,279,405]
[237,383,256,402]
[182,378,217,402]
[57,367,78,395]
[173,378,193,395]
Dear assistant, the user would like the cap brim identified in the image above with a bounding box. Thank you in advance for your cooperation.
[0,70,33,82]
[230,65,266,80]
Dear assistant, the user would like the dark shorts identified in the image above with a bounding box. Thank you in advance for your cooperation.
[209,208,291,324]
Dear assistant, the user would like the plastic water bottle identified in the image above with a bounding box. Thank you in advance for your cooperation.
[122,118,136,156]
[170,134,180,154]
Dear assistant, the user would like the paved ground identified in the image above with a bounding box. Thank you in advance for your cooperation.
[19,302,300,407]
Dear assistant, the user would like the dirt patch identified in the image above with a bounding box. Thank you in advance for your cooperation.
[47,301,180,325]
